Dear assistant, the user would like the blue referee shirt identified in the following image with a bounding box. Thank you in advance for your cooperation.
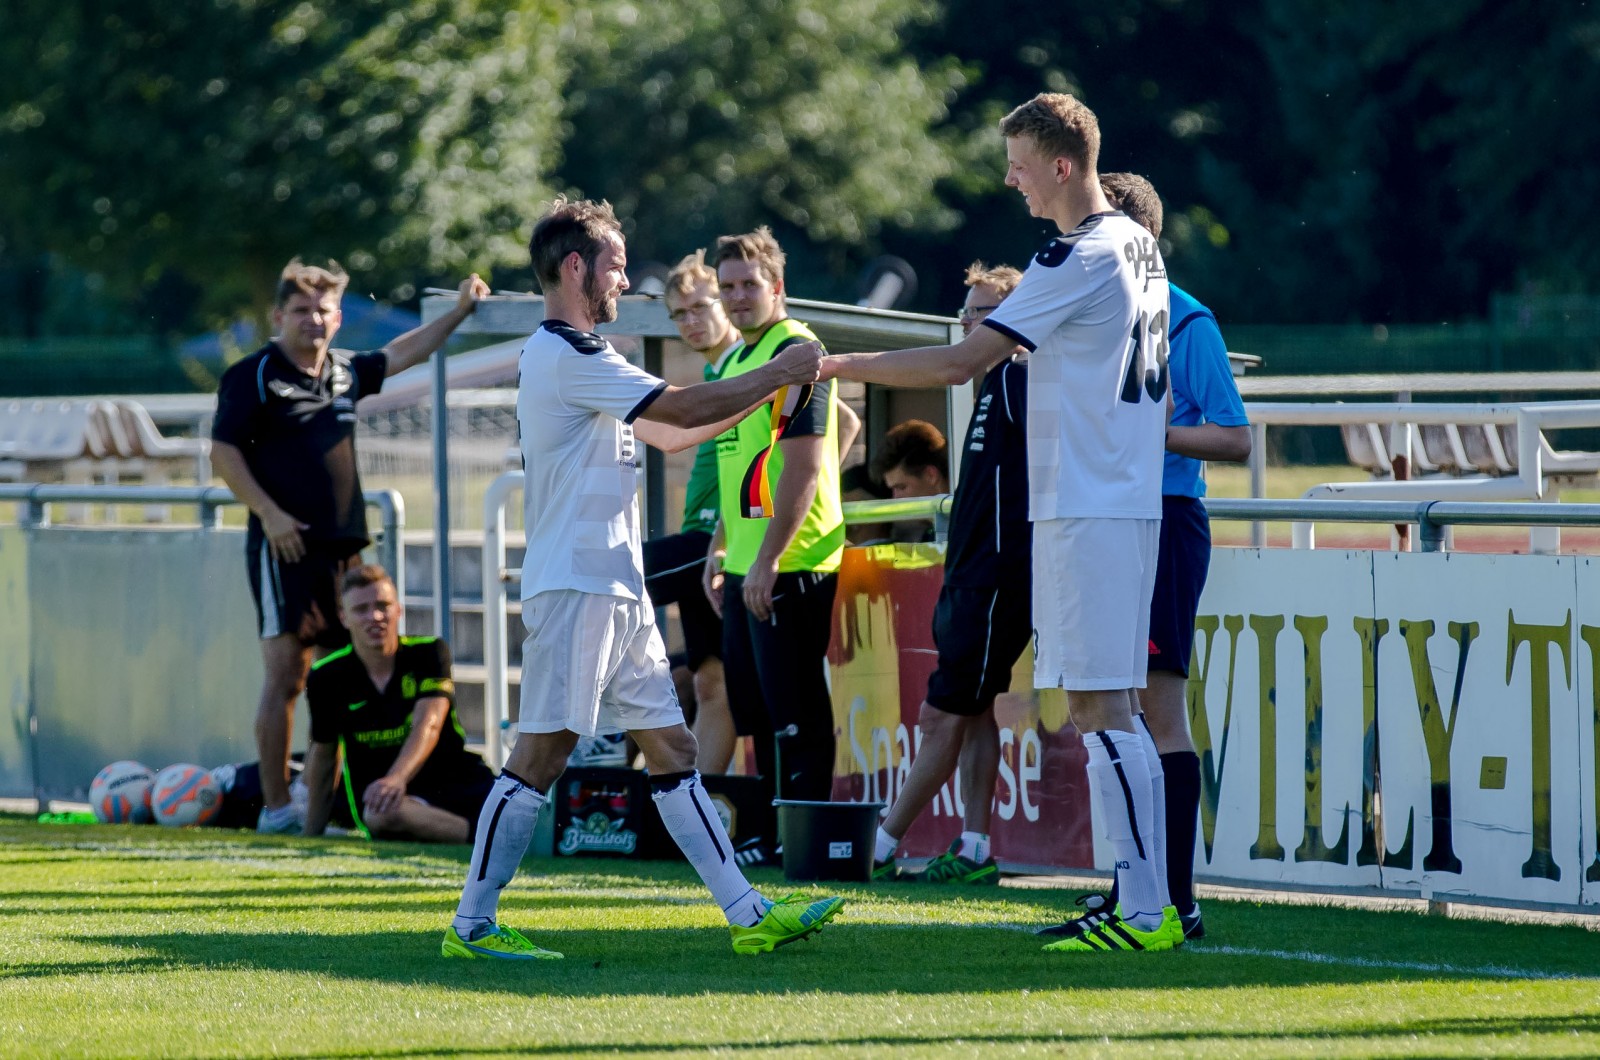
[1164,285,1249,498]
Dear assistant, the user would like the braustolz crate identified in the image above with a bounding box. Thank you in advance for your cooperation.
[552,767,770,860]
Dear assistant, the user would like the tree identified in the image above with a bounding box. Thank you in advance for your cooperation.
[0,0,569,328]
[550,0,969,297]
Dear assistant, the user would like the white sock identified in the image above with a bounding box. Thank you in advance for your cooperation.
[651,771,768,927]
[874,825,899,864]
[1135,715,1169,908]
[1084,729,1167,931]
[453,772,544,937]
[958,830,990,863]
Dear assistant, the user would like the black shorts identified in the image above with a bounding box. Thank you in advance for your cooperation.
[926,582,1034,717]
[245,527,355,650]
[1148,495,1212,677]
[643,530,723,671]
[338,764,498,832]
[412,765,498,823]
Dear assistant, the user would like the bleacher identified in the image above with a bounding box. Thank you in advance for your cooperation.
[1340,422,1519,479]
[0,398,209,490]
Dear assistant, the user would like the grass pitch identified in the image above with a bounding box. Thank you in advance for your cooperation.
[3,818,1599,1058]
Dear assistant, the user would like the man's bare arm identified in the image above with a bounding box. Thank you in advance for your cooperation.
[640,341,819,429]
[382,275,489,376]
[635,403,762,455]
[820,327,1015,388]
[1167,423,1251,463]
[211,440,308,563]
[363,697,450,816]
[836,397,861,461]
[300,740,341,837]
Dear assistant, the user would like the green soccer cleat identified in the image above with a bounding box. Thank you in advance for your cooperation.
[730,893,845,955]
[904,839,999,885]
[441,924,564,960]
[871,857,901,882]
[1042,905,1184,953]
[1036,891,1115,937]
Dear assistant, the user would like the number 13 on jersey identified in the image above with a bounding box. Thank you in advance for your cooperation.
[1119,307,1169,405]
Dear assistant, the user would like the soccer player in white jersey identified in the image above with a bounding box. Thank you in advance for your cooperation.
[443,197,844,960]
[816,93,1183,952]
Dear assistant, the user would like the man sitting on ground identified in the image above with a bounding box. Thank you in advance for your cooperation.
[301,564,497,842]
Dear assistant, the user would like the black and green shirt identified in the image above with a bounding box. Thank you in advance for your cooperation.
[306,637,484,800]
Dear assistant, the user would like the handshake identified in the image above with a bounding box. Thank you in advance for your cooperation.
[766,339,837,388]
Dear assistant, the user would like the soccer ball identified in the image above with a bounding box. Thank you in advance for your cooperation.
[89,760,156,824]
[151,763,224,827]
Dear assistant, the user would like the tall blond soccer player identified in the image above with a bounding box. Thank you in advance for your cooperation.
[817,93,1184,952]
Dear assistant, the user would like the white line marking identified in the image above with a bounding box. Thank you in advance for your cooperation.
[1200,944,1594,982]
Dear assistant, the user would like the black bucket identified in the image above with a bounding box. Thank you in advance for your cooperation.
[774,799,885,882]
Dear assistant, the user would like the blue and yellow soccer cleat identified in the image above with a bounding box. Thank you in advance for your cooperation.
[1042,905,1184,953]
[730,893,845,955]
[904,839,1000,885]
[441,923,564,960]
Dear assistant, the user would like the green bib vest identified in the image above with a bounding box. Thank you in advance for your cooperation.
[679,346,737,536]
[714,318,844,576]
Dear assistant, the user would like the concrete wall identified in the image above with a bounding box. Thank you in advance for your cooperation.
[21,527,262,800]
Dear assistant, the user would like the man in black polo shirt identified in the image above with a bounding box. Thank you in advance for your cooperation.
[301,564,496,842]
[871,261,1031,884]
[211,258,489,833]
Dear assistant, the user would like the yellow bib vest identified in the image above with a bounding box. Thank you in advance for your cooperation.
[715,318,845,576]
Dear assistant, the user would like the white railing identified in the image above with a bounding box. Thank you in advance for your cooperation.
[1242,399,1600,551]
[477,465,1600,770]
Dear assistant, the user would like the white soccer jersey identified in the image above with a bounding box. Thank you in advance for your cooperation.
[516,320,668,602]
[982,211,1170,520]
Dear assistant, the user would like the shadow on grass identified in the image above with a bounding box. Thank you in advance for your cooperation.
[35,922,1588,998]
[207,1014,1600,1059]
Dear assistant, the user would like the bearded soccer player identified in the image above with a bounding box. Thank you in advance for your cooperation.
[443,197,842,960]
[818,93,1183,952]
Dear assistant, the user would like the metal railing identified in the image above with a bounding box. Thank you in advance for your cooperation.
[1240,399,1600,548]
[476,468,1600,769]
[0,484,407,606]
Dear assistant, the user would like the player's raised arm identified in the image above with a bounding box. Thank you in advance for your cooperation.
[819,326,1014,389]
[636,339,819,429]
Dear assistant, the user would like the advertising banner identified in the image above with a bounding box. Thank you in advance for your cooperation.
[827,541,1600,906]
[828,544,1094,870]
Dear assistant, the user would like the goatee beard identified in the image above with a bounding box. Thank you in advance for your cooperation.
[584,274,618,325]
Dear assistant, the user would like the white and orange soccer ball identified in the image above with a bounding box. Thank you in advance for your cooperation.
[89,760,156,824]
[151,763,223,827]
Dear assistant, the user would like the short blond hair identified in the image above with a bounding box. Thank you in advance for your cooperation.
[664,249,718,303]
[999,93,1101,171]
[275,258,348,309]
[713,226,786,287]
[339,563,394,597]
[963,261,1023,299]
[1100,172,1164,240]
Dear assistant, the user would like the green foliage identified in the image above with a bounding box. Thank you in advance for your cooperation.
[553,0,969,283]
[4,820,1600,1056]
[2,1,1598,338]
[0,1,568,325]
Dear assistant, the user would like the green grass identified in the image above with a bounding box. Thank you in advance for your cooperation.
[3,819,1600,1057]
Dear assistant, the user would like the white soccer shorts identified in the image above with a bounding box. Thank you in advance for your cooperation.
[517,589,684,737]
[1031,516,1160,691]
